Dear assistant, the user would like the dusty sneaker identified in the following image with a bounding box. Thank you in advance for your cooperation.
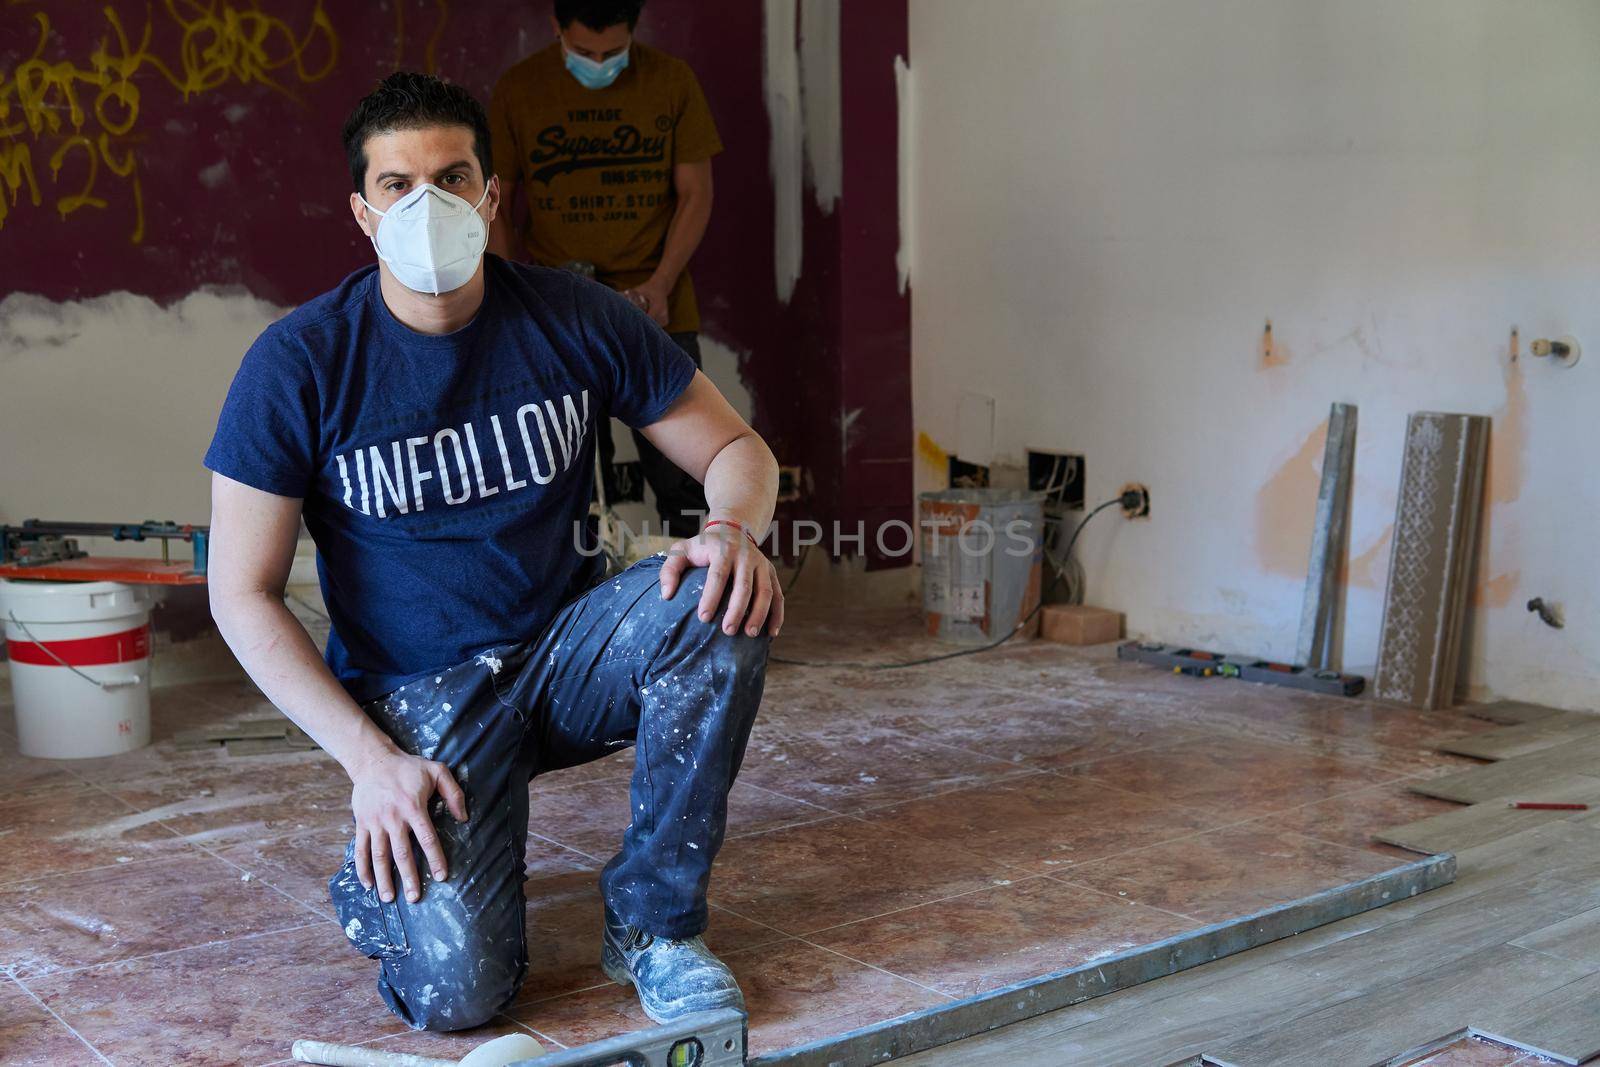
[601,908,746,1023]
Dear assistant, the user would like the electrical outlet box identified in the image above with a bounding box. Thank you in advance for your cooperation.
[777,465,803,502]
[1027,450,1085,510]
[948,456,990,488]
[1120,482,1151,519]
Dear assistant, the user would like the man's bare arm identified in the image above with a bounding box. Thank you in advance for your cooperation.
[639,372,782,636]
[627,160,713,328]
[207,473,466,903]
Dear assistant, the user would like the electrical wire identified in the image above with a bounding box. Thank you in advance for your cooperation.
[769,495,1126,671]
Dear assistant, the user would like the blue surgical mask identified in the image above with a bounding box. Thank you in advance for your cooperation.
[564,42,629,90]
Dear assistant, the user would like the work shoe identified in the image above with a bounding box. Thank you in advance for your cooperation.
[602,908,746,1023]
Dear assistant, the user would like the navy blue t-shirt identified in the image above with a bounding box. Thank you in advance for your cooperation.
[204,256,696,703]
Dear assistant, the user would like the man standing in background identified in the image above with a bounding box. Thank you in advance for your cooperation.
[489,0,720,536]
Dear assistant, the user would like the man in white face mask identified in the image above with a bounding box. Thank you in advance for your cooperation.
[205,72,778,1033]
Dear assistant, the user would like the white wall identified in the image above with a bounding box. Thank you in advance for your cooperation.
[910,0,1600,707]
[0,290,281,534]
[0,289,754,551]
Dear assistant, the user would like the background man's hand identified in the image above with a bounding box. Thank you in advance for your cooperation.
[623,276,673,328]
[659,525,783,638]
[348,750,468,904]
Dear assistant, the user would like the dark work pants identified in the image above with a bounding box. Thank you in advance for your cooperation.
[598,331,709,537]
[328,555,770,1031]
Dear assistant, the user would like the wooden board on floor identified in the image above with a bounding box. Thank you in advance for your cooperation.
[1471,970,1600,1066]
[1464,700,1572,725]
[1202,944,1596,1067]
[1409,738,1600,803]
[1512,906,1600,968]
[1436,714,1600,761]
[1378,777,1600,854]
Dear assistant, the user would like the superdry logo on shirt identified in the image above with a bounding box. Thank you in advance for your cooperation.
[332,390,591,518]
[526,115,670,183]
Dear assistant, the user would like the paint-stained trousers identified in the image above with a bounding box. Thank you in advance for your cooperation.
[327,555,770,1031]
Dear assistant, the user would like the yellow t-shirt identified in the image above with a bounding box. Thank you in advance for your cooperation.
[489,42,722,334]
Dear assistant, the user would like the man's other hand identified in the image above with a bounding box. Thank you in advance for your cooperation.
[349,750,468,904]
[623,277,673,328]
[659,526,783,638]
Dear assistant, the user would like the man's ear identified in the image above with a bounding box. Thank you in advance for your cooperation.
[484,174,501,223]
[350,191,376,238]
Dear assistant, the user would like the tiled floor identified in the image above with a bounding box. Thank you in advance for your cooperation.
[0,599,1492,1065]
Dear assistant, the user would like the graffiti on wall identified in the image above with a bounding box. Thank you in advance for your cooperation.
[0,2,339,242]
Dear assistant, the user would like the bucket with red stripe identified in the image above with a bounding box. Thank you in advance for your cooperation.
[1,580,154,759]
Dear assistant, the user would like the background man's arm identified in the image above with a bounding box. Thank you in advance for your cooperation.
[629,160,713,327]
[639,372,782,636]
[207,473,465,904]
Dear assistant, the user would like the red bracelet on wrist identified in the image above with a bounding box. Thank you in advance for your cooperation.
[703,519,761,549]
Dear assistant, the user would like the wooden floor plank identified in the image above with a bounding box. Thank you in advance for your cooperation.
[892,825,1600,1067]
[1377,778,1600,854]
[1464,701,1574,726]
[1408,740,1600,803]
[1437,716,1600,761]
[1203,944,1596,1067]
[1470,970,1600,1065]
[1511,906,1600,967]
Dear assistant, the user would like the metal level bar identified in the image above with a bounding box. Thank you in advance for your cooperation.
[506,1008,746,1067]
[1117,641,1365,696]
[749,853,1455,1066]
[13,519,204,541]
[1296,403,1357,669]
[4,519,209,577]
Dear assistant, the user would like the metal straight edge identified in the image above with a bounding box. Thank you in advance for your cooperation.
[1296,402,1357,669]
[749,853,1456,1067]
[504,1007,747,1067]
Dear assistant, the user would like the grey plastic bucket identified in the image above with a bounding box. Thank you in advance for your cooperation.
[919,488,1045,644]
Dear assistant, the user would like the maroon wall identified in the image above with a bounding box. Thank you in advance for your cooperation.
[0,0,910,562]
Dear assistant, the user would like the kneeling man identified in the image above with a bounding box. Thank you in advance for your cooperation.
[204,71,780,1031]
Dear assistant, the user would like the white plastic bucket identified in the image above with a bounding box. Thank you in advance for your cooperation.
[1,580,155,759]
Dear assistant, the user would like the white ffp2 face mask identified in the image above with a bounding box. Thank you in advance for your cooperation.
[360,183,489,295]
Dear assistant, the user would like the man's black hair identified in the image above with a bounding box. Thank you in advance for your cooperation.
[341,71,493,193]
[554,0,645,31]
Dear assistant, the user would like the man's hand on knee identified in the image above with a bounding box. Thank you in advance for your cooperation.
[660,523,784,638]
[348,749,469,904]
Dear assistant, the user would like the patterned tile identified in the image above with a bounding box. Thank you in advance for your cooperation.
[808,876,1194,998]
[1052,825,1399,923]
[1258,782,1462,854]
[1049,735,1394,818]
[0,979,98,1066]
[708,817,1001,934]
[860,772,1230,872]
[0,787,189,886]
[0,853,318,977]
[29,923,401,1066]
